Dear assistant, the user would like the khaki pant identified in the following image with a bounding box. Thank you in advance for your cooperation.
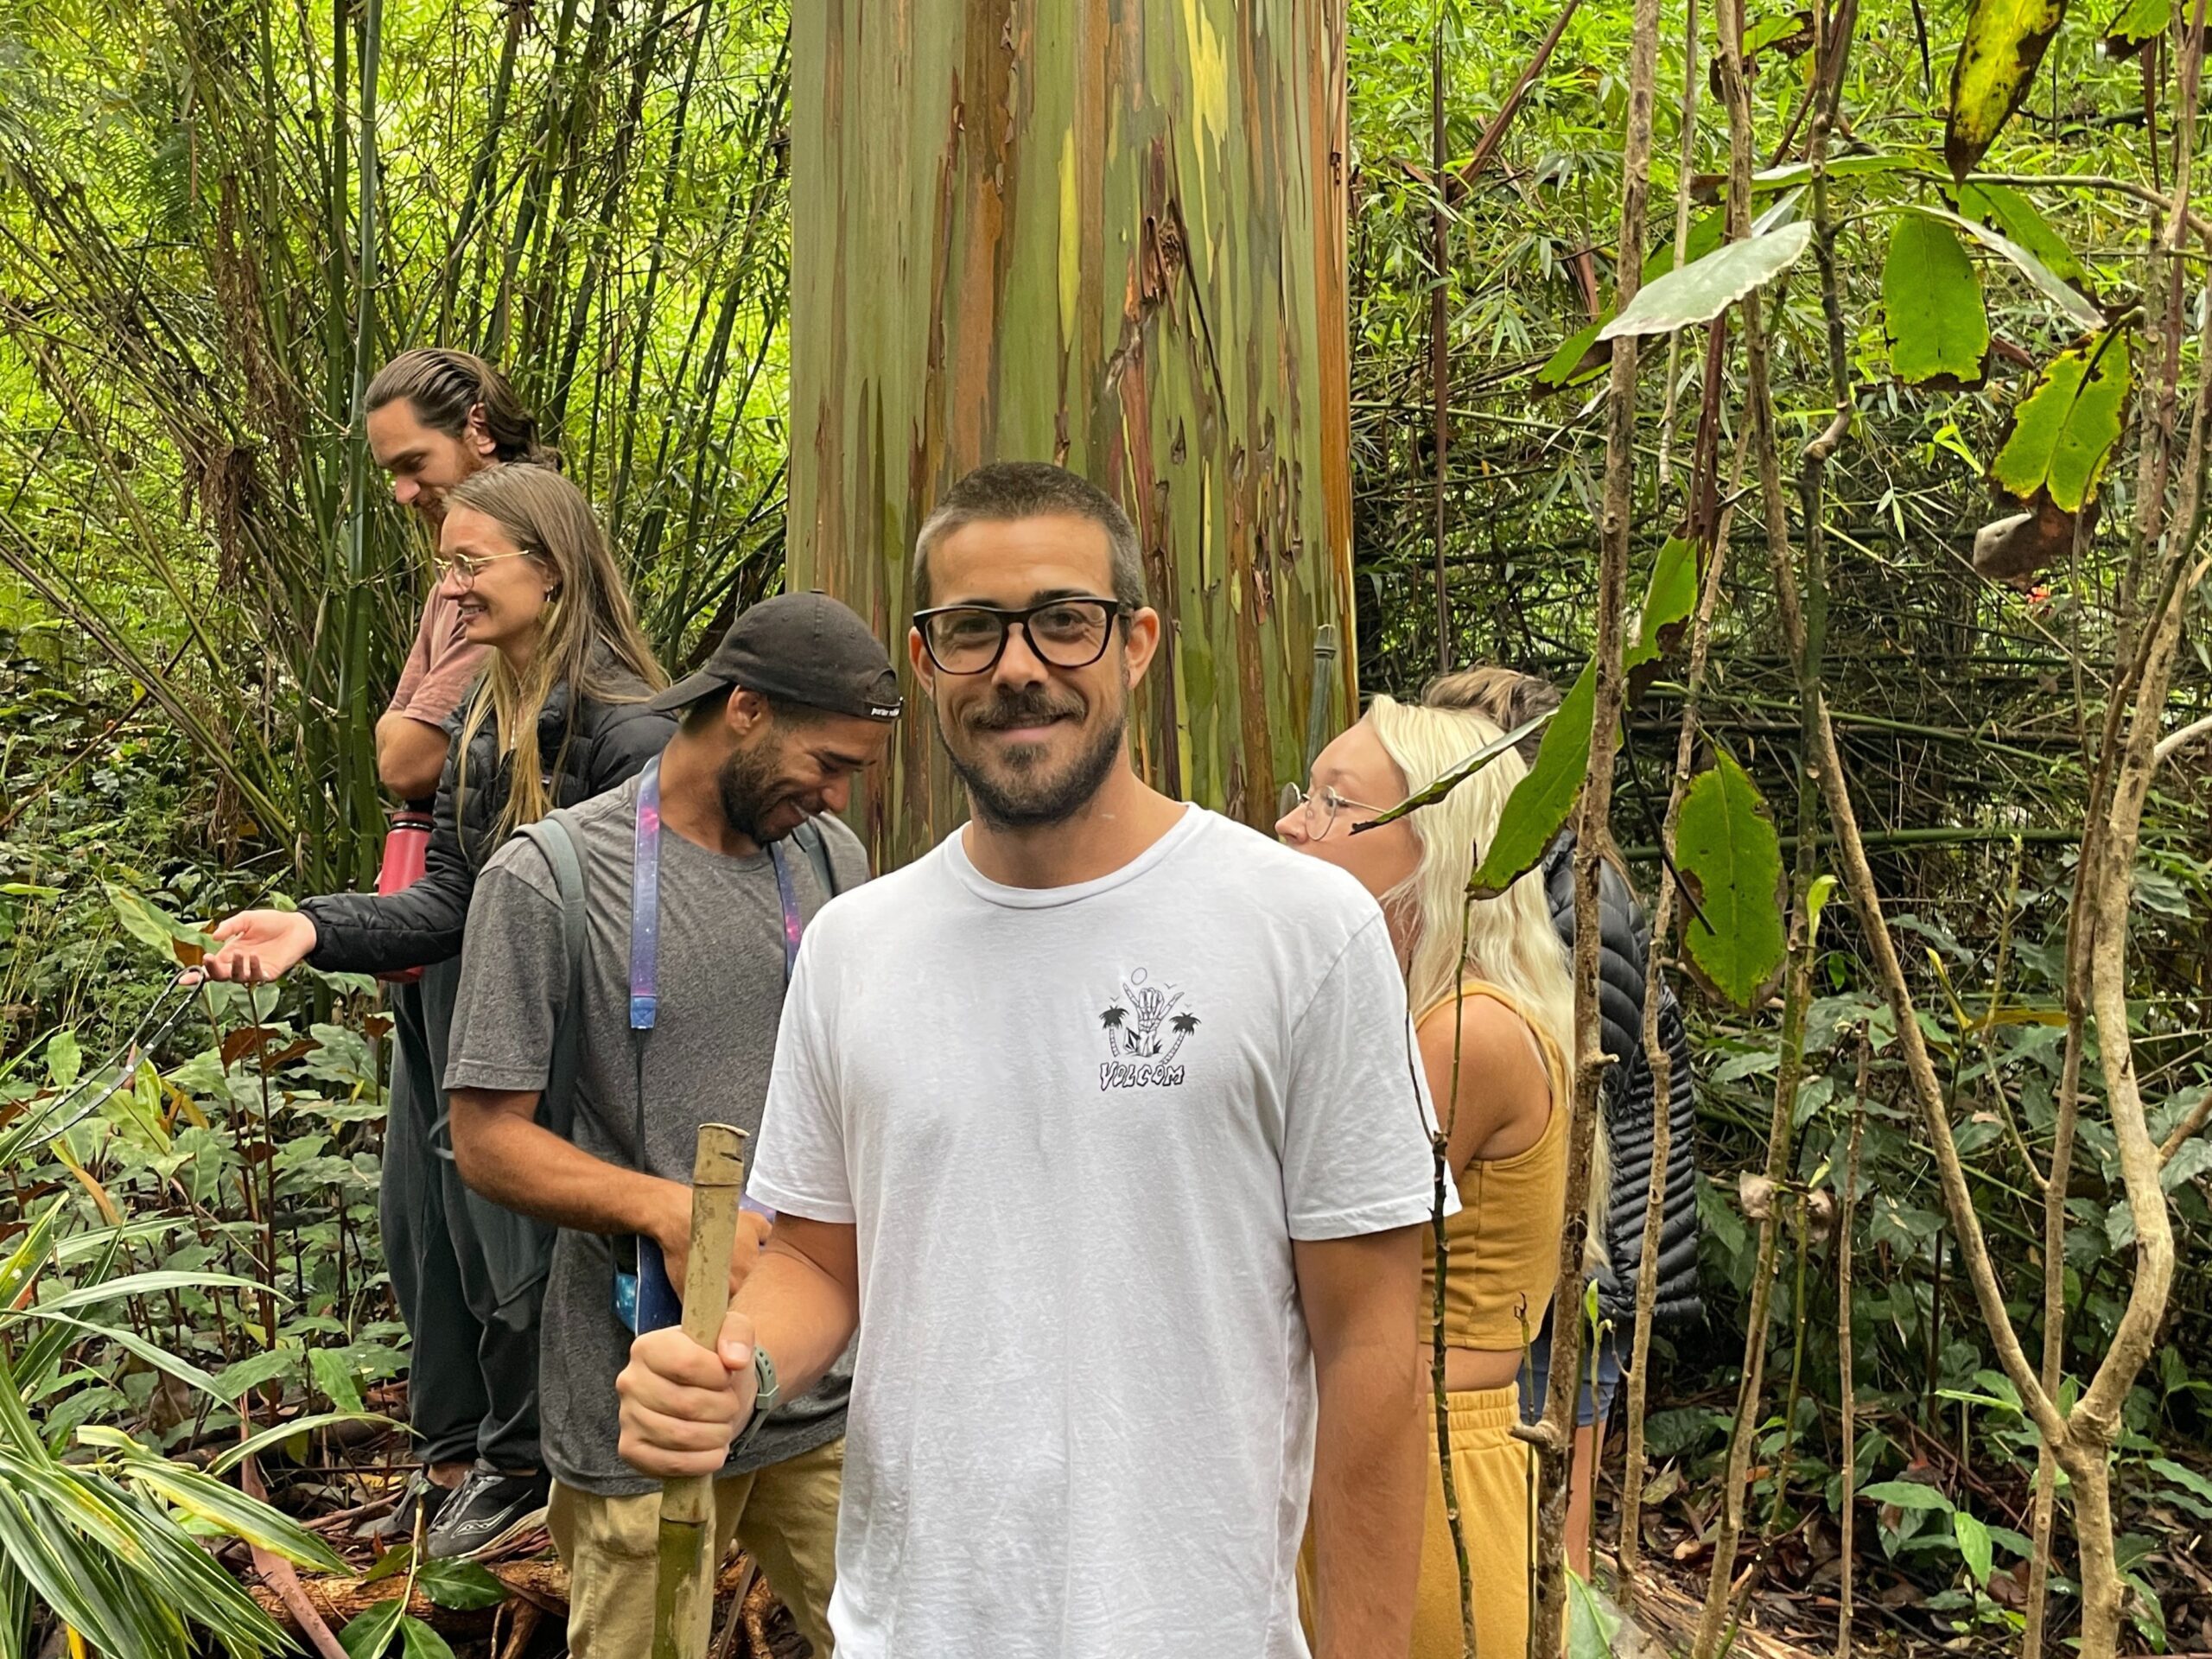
[548,1436,842,1659]
[1295,1385,1533,1656]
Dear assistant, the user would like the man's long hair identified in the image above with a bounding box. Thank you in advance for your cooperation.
[366,347,560,469]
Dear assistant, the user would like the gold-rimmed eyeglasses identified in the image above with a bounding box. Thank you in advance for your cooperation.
[436,547,537,583]
[1278,782,1389,840]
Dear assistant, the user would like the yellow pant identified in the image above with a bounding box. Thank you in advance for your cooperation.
[547,1436,842,1659]
[1411,1385,1535,1659]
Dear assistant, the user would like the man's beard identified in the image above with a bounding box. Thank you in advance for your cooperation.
[716,741,796,845]
[941,683,1126,830]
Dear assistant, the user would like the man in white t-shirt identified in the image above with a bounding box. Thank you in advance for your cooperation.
[617,462,1441,1658]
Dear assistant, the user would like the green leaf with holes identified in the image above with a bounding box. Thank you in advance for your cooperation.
[1945,0,2068,178]
[1991,333,2133,512]
[1675,753,1787,1007]
[1884,216,1989,388]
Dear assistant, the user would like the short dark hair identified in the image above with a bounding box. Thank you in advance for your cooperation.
[1422,666,1562,767]
[366,348,558,468]
[680,686,831,735]
[913,462,1146,611]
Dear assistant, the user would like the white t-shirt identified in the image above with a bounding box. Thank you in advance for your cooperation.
[751,804,1446,1659]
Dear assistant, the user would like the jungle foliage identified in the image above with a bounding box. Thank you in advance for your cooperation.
[0,0,2204,1656]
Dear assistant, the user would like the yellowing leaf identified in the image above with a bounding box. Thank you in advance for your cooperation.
[1990,333,2132,513]
[48,1139,123,1228]
[1883,216,1988,388]
[1946,0,2068,179]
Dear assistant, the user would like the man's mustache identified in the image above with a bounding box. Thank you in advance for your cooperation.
[965,689,1084,731]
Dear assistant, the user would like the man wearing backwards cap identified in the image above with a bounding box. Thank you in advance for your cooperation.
[444,593,899,1658]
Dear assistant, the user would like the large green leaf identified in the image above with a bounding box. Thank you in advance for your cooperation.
[1567,1569,1622,1659]
[2104,0,2169,56]
[1630,536,1699,668]
[1534,319,1611,391]
[338,1597,408,1659]
[399,1616,458,1659]
[1955,1508,1995,1586]
[1675,753,1787,1007]
[416,1560,509,1612]
[1598,222,1813,340]
[1469,661,1597,898]
[208,1412,401,1478]
[1991,332,2133,512]
[1945,0,2069,178]
[1862,1478,1955,1511]
[1905,205,2103,331]
[1465,537,1701,896]
[25,1271,267,1319]
[1950,181,2085,285]
[1883,216,1989,388]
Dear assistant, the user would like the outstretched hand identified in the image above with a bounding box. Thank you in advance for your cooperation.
[201,911,319,983]
[617,1309,760,1478]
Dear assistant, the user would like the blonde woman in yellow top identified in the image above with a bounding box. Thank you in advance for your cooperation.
[1279,692,1584,1658]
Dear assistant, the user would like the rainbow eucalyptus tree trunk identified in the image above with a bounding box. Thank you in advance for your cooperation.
[789,0,1356,866]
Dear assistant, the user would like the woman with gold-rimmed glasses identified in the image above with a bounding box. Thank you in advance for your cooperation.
[1277,692,1593,1659]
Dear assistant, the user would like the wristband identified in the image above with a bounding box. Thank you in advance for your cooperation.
[732,1344,780,1457]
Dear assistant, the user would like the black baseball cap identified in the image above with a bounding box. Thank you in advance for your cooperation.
[649,592,903,721]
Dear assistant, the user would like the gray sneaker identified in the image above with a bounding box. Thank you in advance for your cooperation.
[356,1470,448,1544]
[423,1463,550,1560]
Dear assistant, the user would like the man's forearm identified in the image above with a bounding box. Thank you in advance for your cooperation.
[449,1090,680,1240]
[1310,1338,1425,1659]
[734,1238,859,1408]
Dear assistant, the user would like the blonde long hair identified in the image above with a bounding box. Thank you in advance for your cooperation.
[446,465,665,850]
[1363,694,1610,1268]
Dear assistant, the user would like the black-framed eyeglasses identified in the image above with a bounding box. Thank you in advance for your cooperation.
[913,597,1125,675]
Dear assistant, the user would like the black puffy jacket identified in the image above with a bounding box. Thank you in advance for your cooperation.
[1542,833,1703,1332]
[301,669,673,976]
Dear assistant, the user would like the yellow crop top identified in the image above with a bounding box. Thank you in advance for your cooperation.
[1414,979,1573,1352]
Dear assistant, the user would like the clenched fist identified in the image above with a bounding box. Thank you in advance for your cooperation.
[617,1310,759,1478]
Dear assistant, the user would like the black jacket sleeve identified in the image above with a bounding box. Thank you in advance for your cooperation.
[1545,841,1705,1331]
[582,704,676,796]
[299,748,477,976]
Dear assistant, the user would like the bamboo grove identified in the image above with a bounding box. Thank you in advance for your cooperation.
[0,0,2206,1656]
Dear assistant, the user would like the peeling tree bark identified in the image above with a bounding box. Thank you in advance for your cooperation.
[789,1,1357,866]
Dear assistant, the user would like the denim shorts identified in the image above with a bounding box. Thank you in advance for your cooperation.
[1518,1305,1622,1429]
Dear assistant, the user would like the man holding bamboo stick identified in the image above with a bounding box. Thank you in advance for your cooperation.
[618,464,1440,1659]
[442,597,901,1657]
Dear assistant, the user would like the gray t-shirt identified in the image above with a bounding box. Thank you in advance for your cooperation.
[446,774,868,1496]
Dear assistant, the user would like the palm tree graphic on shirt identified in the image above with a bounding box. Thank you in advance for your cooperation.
[1162,1011,1201,1062]
[1102,969,1187,1058]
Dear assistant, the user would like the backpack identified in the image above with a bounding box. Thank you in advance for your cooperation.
[465,812,840,1313]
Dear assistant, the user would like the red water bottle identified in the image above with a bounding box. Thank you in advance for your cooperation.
[374,809,433,985]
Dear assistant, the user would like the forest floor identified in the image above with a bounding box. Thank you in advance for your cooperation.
[224,1386,2212,1659]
